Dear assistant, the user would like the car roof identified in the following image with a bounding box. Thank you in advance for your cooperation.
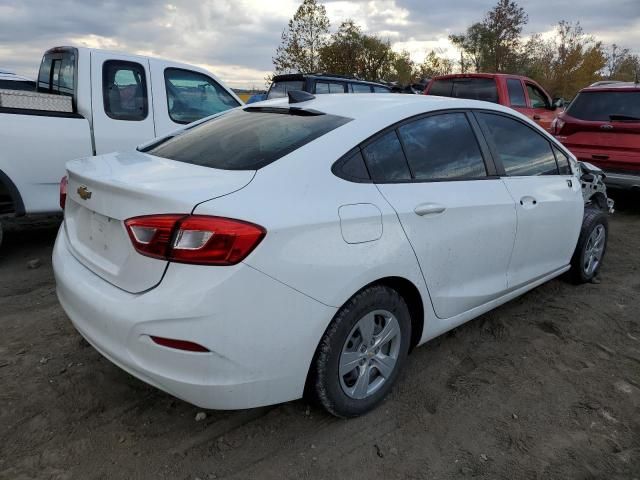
[271,73,389,88]
[581,81,640,92]
[431,73,530,81]
[254,93,527,125]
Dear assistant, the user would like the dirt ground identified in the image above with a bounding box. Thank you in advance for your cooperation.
[1,193,639,480]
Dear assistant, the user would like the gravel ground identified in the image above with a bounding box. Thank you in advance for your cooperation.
[1,193,639,480]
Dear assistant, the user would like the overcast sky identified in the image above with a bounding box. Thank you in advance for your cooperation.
[1,0,638,88]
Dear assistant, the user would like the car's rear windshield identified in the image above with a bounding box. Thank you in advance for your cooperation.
[267,80,305,99]
[567,91,640,122]
[144,107,352,170]
[429,78,499,103]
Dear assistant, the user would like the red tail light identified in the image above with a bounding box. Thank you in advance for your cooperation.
[59,175,68,210]
[124,214,266,265]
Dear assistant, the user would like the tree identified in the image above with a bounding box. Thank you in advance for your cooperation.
[318,20,362,76]
[272,0,330,75]
[482,0,528,72]
[605,44,640,81]
[523,21,606,99]
[392,50,415,84]
[318,20,398,82]
[416,50,454,79]
[449,23,490,73]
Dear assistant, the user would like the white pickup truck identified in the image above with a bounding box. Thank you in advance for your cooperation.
[0,46,242,247]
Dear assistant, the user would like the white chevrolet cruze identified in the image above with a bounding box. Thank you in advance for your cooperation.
[53,92,608,417]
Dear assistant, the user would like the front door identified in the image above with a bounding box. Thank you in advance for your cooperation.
[525,82,556,132]
[90,51,156,155]
[475,111,584,287]
[363,111,517,319]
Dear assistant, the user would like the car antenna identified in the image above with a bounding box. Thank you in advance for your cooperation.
[288,90,315,104]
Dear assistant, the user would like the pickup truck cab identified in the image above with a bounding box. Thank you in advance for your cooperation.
[424,73,561,131]
[0,46,241,246]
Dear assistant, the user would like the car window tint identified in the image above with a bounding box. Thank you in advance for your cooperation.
[478,113,558,176]
[164,68,240,124]
[103,60,148,121]
[526,84,549,108]
[267,80,305,99]
[145,108,351,170]
[553,145,572,175]
[507,79,526,107]
[372,86,390,93]
[452,78,499,103]
[397,113,486,180]
[350,83,372,93]
[362,131,411,182]
[428,79,453,96]
[566,91,640,121]
[335,149,371,181]
[315,81,345,94]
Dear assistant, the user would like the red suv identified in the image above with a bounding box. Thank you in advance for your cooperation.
[424,74,560,131]
[553,82,640,189]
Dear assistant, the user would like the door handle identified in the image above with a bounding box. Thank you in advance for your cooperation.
[533,115,541,120]
[414,203,446,216]
[592,154,609,160]
[519,196,537,207]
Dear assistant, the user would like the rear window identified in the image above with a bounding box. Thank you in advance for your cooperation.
[37,49,76,97]
[144,107,351,170]
[567,91,640,122]
[267,80,305,99]
[429,78,498,103]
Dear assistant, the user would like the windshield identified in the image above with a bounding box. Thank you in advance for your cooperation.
[144,107,351,170]
[567,91,640,122]
[267,80,305,99]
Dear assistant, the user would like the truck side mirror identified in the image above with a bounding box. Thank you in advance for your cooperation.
[552,97,565,109]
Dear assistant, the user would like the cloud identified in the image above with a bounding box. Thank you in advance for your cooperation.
[0,0,637,87]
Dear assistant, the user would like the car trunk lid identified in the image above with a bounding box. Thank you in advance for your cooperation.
[63,150,255,293]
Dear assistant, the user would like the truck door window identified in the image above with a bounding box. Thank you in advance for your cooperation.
[103,60,148,121]
[164,68,240,124]
[526,84,550,109]
[506,79,526,107]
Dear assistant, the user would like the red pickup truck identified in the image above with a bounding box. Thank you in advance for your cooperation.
[552,81,640,189]
[424,73,561,131]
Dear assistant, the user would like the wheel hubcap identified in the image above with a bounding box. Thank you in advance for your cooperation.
[339,310,401,400]
[583,224,605,276]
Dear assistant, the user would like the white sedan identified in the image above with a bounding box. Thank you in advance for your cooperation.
[53,92,608,417]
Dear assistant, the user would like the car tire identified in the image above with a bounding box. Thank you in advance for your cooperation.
[310,285,411,418]
[569,207,608,284]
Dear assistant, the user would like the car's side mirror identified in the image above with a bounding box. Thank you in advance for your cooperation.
[552,97,565,109]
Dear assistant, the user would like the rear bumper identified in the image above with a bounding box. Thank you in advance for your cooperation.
[53,226,336,409]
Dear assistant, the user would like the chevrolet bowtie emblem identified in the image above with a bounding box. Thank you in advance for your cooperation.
[77,185,92,200]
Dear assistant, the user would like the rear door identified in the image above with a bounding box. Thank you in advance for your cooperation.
[524,82,555,131]
[90,51,156,154]
[476,111,583,288]
[368,111,517,319]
